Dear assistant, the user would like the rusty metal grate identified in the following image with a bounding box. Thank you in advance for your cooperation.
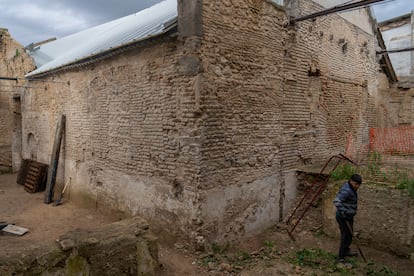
[286,154,356,240]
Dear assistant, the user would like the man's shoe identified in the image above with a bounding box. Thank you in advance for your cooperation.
[345,251,358,257]
[336,258,346,263]
[336,258,352,269]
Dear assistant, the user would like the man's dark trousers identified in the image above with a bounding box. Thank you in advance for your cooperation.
[336,211,353,259]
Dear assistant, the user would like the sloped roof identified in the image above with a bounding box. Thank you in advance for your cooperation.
[26,0,177,77]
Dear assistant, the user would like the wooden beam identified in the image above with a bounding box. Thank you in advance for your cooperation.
[44,114,66,204]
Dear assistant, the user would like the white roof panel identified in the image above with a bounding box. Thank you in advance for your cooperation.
[26,0,177,77]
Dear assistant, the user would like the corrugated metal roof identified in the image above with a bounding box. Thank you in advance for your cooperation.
[26,0,177,77]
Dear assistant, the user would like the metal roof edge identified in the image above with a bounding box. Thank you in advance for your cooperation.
[25,24,178,79]
[25,0,178,78]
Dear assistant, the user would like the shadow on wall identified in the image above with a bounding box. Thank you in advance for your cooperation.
[27,133,37,160]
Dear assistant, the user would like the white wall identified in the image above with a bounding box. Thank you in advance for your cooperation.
[382,24,412,77]
[312,0,374,34]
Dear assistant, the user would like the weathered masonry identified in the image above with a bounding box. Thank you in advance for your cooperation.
[4,0,396,242]
[0,29,35,170]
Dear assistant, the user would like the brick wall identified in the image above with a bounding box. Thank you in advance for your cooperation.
[0,29,35,168]
[386,87,414,126]
[283,0,379,166]
[21,36,204,236]
[198,0,287,240]
[196,0,385,240]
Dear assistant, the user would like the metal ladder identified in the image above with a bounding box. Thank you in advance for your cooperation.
[286,153,355,240]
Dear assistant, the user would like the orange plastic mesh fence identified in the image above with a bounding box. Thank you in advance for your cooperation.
[369,126,414,155]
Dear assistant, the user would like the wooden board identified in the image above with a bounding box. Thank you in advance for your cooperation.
[1,224,29,236]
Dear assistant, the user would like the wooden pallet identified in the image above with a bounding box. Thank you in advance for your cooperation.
[17,159,48,193]
[16,159,30,185]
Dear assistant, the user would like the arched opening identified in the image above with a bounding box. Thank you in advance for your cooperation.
[27,133,37,160]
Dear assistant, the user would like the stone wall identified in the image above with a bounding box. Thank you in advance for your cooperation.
[385,87,414,126]
[21,35,203,237]
[198,0,288,241]
[284,0,380,164]
[196,0,385,240]
[0,29,35,169]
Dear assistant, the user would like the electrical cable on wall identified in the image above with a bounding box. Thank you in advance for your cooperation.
[289,0,395,24]
[0,76,70,84]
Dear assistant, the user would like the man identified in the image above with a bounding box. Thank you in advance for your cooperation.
[333,173,362,262]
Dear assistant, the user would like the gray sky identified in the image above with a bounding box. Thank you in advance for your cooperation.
[0,0,412,47]
[0,0,162,46]
[371,0,414,21]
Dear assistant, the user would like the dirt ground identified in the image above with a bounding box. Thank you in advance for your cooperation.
[1,173,413,275]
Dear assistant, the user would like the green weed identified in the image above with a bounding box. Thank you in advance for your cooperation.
[289,248,337,269]
[378,265,400,275]
[313,229,327,238]
[211,242,228,255]
[288,247,401,275]
[200,242,229,267]
[396,176,414,197]
[237,251,251,261]
[368,151,382,164]
[201,254,219,266]
[331,163,356,181]
[263,240,275,249]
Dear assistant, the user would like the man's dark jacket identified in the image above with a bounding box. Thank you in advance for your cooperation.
[333,182,358,219]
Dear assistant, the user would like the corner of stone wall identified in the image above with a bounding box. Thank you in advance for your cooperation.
[176,0,206,245]
[177,0,204,77]
[177,0,203,40]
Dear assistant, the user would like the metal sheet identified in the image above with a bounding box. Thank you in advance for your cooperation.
[26,0,177,77]
[2,224,29,236]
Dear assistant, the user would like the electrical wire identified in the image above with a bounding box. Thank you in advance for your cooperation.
[0,76,70,84]
[0,84,36,89]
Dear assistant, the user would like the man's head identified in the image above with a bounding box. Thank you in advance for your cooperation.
[349,174,362,190]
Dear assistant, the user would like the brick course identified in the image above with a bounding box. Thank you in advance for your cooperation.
[0,29,35,168]
[196,0,383,239]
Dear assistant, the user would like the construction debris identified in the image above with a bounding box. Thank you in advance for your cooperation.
[1,224,29,236]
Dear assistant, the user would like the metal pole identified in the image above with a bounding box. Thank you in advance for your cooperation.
[377,46,414,54]
[290,0,390,24]
[0,76,18,81]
